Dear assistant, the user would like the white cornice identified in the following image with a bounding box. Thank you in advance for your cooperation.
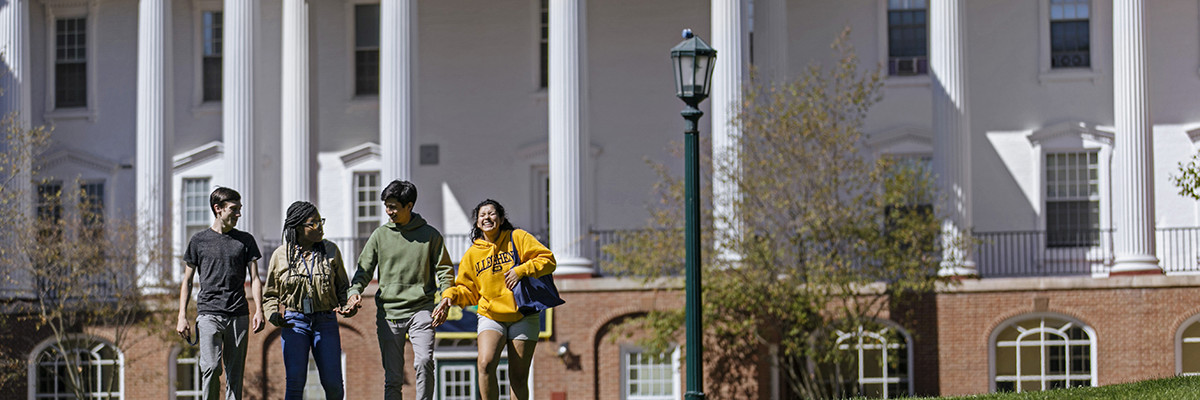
[38,143,118,172]
[1028,120,1115,145]
[338,142,381,167]
[866,125,932,149]
[173,141,223,170]
[1186,126,1200,144]
[41,0,95,9]
[516,140,603,160]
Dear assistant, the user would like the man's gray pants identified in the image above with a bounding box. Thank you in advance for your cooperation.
[377,309,435,400]
[197,314,249,400]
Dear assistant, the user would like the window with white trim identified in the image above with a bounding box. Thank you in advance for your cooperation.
[80,181,104,225]
[38,182,64,225]
[886,0,927,76]
[55,17,88,108]
[622,346,680,400]
[183,178,212,242]
[79,181,105,247]
[834,325,912,398]
[172,346,201,400]
[1050,0,1090,69]
[201,11,223,102]
[436,358,511,400]
[354,4,380,96]
[1178,315,1200,376]
[33,336,123,399]
[1045,152,1099,248]
[354,172,381,238]
[993,315,1096,392]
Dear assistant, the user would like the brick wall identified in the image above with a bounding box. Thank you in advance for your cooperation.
[9,275,1200,399]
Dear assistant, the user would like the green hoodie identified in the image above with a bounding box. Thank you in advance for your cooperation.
[349,212,454,320]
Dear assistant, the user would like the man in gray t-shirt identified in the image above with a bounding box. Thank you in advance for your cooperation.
[175,187,265,400]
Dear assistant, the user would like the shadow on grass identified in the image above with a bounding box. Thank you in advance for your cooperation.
[851,375,1200,400]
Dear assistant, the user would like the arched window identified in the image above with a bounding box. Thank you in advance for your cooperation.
[833,323,913,398]
[170,345,202,399]
[1176,314,1200,376]
[991,314,1096,392]
[30,335,123,399]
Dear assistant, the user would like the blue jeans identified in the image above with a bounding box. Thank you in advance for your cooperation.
[281,311,344,400]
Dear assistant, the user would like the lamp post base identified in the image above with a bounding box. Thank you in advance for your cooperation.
[685,391,706,400]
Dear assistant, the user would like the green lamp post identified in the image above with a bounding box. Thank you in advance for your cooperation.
[670,28,715,400]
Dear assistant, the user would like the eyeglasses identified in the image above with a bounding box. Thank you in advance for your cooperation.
[304,218,326,229]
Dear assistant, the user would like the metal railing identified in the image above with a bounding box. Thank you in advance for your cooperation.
[259,227,1200,280]
[973,230,1112,278]
[974,227,1200,277]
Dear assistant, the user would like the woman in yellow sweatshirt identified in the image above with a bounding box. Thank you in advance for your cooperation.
[436,199,555,400]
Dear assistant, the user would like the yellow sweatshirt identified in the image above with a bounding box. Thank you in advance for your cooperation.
[442,229,556,322]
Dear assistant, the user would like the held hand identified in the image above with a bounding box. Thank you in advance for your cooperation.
[252,311,265,333]
[336,303,359,318]
[505,269,522,290]
[175,315,191,341]
[431,298,451,327]
[346,294,362,312]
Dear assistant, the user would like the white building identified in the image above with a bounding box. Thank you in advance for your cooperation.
[7,0,1200,398]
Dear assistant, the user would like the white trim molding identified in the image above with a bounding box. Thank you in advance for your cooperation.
[877,0,931,88]
[867,125,933,158]
[41,0,98,122]
[27,334,126,400]
[988,312,1099,393]
[190,0,222,116]
[1176,313,1200,376]
[1027,120,1115,276]
[1037,0,1105,85]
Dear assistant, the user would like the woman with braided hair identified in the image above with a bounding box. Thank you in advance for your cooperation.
[262,201,353,399]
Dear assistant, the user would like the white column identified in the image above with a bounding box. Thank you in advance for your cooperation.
[136,0,172,289]
[931,0,975,276]
[548,0,592,275]
[712,0,747,264]
[281,0,312,207]
[380,0,415,182]
[0,0,30,128]
[0,0,32,296]
[1111,0,1159,274]
[223,0,257,234]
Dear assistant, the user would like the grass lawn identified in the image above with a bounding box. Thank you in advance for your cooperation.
[855,375,1200,399]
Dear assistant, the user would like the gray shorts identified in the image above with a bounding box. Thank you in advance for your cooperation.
[477,313,540,341]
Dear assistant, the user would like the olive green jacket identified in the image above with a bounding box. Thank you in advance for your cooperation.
[263,240,350,315]
[349,213,454,321]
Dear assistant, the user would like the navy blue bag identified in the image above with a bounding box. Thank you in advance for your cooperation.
[509,231,565,315]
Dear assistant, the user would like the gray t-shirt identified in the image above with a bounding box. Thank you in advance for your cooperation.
[184,228,262,316]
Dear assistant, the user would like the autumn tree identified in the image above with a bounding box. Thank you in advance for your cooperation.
[605,30,958,399]
[0,103,170,397]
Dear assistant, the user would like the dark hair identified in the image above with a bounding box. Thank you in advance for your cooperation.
[282,201,324,267]
[470,199,516,241]
[381,180,417,206]
[210,187,241,217]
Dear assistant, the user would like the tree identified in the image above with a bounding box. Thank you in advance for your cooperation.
[1172,153,1200,200]
[605,29,958,399]
[0,104,171,397]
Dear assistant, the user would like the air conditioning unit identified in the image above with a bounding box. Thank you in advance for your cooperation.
[891,57,927,76]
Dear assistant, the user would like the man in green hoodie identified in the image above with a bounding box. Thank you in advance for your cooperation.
[345,180,454,400]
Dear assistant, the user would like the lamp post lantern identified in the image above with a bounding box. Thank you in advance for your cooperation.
[670,28,715,400]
